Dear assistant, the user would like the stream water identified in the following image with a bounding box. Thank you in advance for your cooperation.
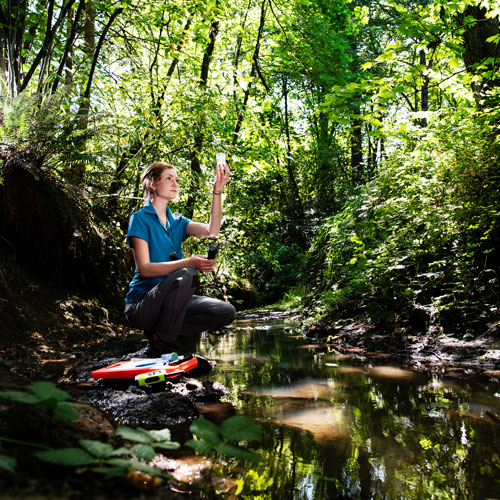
[192,314,500,500]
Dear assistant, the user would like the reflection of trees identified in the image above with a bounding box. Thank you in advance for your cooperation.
[199,324,500,499]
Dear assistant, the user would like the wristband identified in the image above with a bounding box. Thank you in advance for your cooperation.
[213,190,222,195]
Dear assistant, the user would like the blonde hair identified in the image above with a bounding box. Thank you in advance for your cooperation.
[141,162,176,201]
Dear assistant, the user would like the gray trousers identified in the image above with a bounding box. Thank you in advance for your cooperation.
[124,267,236,344]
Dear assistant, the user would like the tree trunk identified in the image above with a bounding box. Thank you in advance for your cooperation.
[51,0,86,94]
[350,113,363,182]
[419,49,428,127]
[20,0,76,93]
[68,7,121,185]
[282,76,306,243]
[232,0,268,146]
[459,6,500,107]
[77,0,96,128]
[186,10,220,218]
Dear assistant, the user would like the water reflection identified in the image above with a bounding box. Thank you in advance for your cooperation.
[248,379,339,400]
[196,317,500,499]
[276,407,349,445]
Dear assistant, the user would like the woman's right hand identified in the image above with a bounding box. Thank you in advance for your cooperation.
[189,255,216,273]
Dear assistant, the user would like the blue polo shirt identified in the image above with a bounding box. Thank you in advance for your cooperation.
[126,201,191,303]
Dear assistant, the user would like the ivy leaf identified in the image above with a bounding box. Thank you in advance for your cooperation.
[79,439,116,458]
[29,381,70,402]
[53,402,80,421]
[185,438,214,454]
[115,426,152,444]
[0,453,17,472]
[189,416,222,447]
[148,428,172,442]
[216,444,264,462]
[108,458,161,476]
[34,448,97,466]
[0,391,39,404]
[154,440,180,450]
[220,416,262,442]
[132,444,156,461]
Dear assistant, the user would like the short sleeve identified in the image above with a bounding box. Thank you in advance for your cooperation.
[126,211,150,246]
[180,215,191,241]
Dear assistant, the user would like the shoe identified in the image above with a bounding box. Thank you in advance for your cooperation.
[208,326,232,336]
[144,331,179,357]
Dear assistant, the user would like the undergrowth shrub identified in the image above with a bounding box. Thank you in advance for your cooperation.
[303,109,500,332]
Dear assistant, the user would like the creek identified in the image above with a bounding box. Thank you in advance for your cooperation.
[192,313,500,499]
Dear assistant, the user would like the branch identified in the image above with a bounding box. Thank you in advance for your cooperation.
[254,55,269,91]
[232,0,268,144]
[20,0,76,92]
[82,8,123,102]
[51,0,86,94]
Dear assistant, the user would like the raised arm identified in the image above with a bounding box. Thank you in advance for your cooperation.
[186,160,230,238]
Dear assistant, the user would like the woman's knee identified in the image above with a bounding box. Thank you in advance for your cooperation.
[221,301,236,325]
[171,267,199,290]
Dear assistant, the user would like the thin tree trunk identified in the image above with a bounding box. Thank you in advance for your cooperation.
[232,0,267,146]
[20,0,75,93]
[282,76,305,226]
[67,7,121,185]
[419,49,428,127]
[350,113,363,181]
[51,0,86,94]
[186,9,220,218]
[77,0,97,128]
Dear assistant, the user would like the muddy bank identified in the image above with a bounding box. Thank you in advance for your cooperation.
[303,319,500,378]
[0,307,239,499]
[0,336,239,499]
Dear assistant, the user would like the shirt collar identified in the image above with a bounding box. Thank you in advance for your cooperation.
[144,201,173,222]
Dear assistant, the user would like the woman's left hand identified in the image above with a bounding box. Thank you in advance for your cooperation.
[214,160,230,193]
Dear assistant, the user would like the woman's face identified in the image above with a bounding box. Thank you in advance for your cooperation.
[153,167,179,201]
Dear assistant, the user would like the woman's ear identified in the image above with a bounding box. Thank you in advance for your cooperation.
[147,178,156,194]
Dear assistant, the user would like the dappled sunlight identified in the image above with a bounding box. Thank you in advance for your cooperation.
[277,407,350,445]
[368,365,424,380]
[336,366,368,375]
[246,379,342,401]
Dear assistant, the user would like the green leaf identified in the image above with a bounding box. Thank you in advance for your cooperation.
[132,444,156,461]
[34,448,97,466]
[220,416,262,442]
[36,397,59,413]
[185,438,214,453]
[154,440,180,450]
[115,426,152,444]
[108,458,161,476]
[109,447,132,457]
[148,428,172,442]
[216,444,265,462]
[0,453,17,472]
[29,381,70,402]
[79,439,116,458]
[52,402,79,421]
[189,416,222,447]
[0,391,39,404]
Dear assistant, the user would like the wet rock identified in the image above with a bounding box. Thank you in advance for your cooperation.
[57,297,110,327]
[169,380,229,403]
[408,304,436,333]
[84,388,198,429]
